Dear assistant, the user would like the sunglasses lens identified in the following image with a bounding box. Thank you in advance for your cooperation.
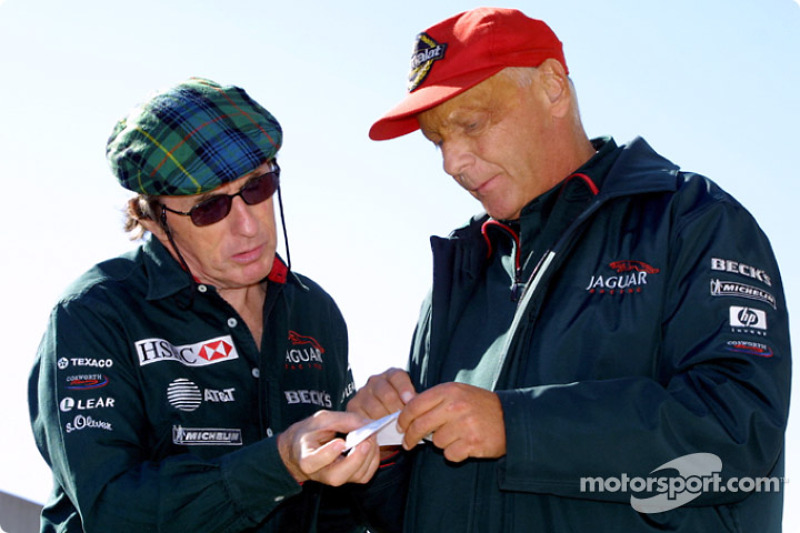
[185,169,279,226]
[241,172,279,206]
[190,196,232,226]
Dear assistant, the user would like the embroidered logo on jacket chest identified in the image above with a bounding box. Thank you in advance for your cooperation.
[585,260,661,295]
[285,330,325,371]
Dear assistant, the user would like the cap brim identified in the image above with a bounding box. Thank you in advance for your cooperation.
[368,66,505,141]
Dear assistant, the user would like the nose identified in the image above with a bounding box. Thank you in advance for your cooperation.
[227,195,263,236]
[440,139,474,185]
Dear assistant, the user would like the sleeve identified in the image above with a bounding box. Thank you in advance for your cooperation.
[495,190,790,505]
[29,296,302,532]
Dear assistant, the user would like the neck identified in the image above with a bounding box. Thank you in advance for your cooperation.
[218,282,268,350]
[218,281,266,304]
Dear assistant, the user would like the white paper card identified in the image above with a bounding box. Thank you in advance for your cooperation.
[344,411,404,451]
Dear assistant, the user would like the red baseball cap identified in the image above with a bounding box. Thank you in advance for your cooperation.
[369,7,567,141]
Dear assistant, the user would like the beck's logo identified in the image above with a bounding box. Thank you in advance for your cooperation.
[711,258,772,287]
[135,336,239,367]
[408,32,447,91]
[586,260,660,295]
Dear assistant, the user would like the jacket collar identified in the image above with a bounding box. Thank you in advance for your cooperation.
[598,136,680,199]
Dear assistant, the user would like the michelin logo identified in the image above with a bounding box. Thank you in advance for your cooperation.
[172,425,242,446]
[710,279,776,309]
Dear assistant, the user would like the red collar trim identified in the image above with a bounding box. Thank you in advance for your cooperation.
[564,172,600,195]
[481,219,521,270]
[267,256,289,284]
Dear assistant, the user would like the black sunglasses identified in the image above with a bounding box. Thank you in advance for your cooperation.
[161,162,280,227]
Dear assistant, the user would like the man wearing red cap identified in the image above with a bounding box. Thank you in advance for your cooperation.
[349,7,790,532]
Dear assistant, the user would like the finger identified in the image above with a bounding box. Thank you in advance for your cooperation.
[385,368,417,404]
[347,388,391,420]
[399,397,449,449]
[300,437,348,476]
[349,370,412,419]
[311,410,370,435]
[347,438,381,483]
[369,371,411,414]
[397,385,448,434]
[442,438,471,463]
[316,438,376,486]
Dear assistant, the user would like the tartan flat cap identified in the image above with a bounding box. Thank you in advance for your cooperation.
[106,77,282,196]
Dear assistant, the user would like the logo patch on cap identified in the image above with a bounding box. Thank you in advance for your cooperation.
[408,33,447,92]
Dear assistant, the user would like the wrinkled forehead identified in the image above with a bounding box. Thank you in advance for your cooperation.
[418,71,524,133]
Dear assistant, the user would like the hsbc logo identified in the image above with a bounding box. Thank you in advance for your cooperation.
[135,336,239,367]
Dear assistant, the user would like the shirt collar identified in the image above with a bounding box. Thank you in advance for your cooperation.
[141,238,289,302]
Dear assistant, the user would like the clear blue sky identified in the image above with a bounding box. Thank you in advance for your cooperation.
[1,0,798,527]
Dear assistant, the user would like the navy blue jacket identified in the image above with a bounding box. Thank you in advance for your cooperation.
[399,138,790,532]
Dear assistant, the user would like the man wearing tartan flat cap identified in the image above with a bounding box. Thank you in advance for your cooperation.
[29,78,384,532]
[349,7,790,532]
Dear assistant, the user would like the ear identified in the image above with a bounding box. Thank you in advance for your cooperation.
[538,58,571,117]
[129,198,167,240]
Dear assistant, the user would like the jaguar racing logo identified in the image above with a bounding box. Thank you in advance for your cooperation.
[408,32,447,91]
[286,330,325,371]
[585,260,660,295]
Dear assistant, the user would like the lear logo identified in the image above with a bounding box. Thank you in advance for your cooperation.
[729,306,767,330]
[710,279,776,309]
[580,453,784,514]
[59,396,115,412]
[135,336,239,367]
[172,425,242,446]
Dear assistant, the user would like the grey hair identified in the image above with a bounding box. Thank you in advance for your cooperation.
[498,66,582,123]
[499,66,540,88]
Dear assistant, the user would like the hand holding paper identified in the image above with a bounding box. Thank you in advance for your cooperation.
[344,411,404,451]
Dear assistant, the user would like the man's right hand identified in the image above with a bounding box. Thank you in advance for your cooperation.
[277,410,380,486]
